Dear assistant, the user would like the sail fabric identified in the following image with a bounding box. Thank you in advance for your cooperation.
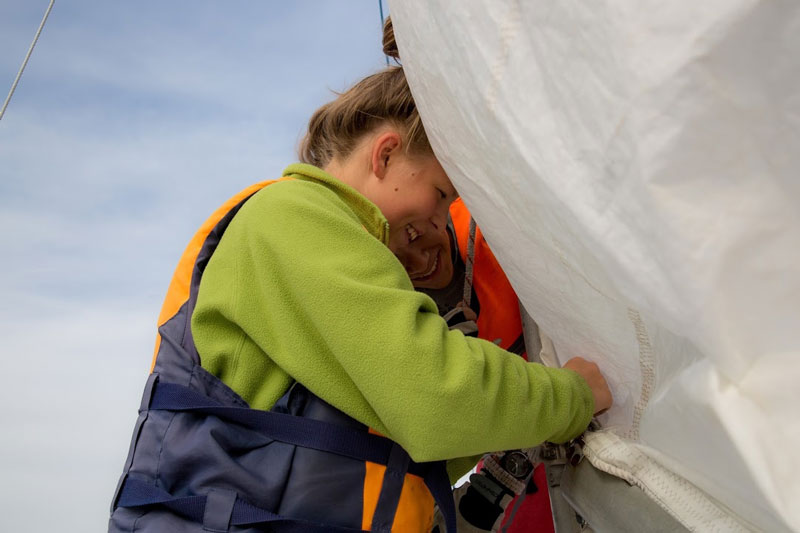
[389,1,800,531]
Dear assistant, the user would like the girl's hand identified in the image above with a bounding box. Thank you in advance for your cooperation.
[563,356,613,415]
[443,304,478,337]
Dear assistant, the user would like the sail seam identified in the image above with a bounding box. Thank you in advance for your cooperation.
[626,308,655,442]
[486,0,522,114]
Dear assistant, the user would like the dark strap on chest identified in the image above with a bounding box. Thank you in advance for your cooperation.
[116,379,457,532]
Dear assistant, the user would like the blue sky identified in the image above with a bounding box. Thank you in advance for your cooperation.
[0,2,388,530]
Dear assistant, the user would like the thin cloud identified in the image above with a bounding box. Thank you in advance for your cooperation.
[0,2,388,531]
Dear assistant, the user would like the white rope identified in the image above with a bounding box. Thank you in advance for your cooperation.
[0,0,56,122]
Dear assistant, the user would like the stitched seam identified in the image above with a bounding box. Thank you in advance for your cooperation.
[625,308,656,441]
[486,0,522,114]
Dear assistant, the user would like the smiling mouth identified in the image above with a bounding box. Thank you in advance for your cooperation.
[410,249,440,280]
[406,224,420,243]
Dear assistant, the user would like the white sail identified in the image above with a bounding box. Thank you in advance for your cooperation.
[390,1,800,531]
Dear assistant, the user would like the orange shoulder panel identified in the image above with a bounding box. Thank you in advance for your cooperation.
[448,199,524,355]
[149,178,286,372]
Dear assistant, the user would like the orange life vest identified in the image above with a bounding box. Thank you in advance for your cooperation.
[110,179,454,532]
[449,199,555,533]
[449,199,525,357]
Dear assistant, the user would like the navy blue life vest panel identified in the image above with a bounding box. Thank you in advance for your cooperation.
[108,188,456,533]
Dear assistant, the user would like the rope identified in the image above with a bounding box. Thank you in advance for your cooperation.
[0,0,56,122]
[462,217,477,307]
[378,0,390,66]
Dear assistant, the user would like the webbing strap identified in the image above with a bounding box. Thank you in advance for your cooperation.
[150,381,399,466]
[117,477,362,532]
[423,461,458,533]
[145,380,457,532]
[370,444,412,532]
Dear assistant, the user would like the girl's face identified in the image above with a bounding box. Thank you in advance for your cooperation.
[370,153,458,262]
[397,220,454,289]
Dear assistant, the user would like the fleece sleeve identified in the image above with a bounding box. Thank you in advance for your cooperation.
[191,178,594,463]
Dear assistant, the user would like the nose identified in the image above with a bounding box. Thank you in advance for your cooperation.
[430,211,446,232]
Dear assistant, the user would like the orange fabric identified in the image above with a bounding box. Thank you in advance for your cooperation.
[150,181,437,529]
[450,200,556,531]
[149,179,283,372]
[449,199,525,357]
[362,430,435,531]
[362,460,384,529]
[392,473,435,532]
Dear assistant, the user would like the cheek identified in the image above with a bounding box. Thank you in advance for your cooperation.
[381,201,405,228]
[433,256,454,288]
[416,191,440,218]
[386,186,439,226]
[387,229,406,255]
[440,255,454,280]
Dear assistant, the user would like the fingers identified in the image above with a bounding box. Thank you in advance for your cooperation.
[455,300,477,321]
[460,305,477,322]
[563,356,613,415]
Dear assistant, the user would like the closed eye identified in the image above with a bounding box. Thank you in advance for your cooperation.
[437,188,447,199]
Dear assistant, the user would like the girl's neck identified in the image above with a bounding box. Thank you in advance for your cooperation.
[323,141,373,194]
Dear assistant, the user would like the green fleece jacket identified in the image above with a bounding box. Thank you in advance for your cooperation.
[191,164,594,478]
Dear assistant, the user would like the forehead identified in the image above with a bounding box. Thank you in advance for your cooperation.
[413,156,456,189]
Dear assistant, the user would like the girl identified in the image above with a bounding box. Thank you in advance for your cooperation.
[109,18,611,533]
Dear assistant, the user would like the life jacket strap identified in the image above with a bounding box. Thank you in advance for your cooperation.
[116,476,363,532]
[142,379,458,533]
[150,380,397,465]
[370,444,411,531]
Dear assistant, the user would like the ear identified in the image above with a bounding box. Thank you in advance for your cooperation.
[371,131,402,179]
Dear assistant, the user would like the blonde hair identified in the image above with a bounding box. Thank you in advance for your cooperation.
[299,17,431,168]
